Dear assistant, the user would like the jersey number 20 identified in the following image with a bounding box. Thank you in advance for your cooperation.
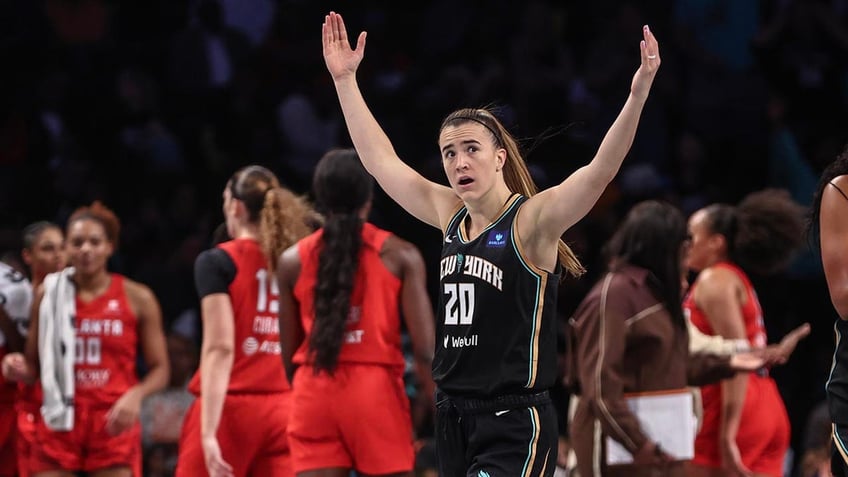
[444,283,475,325]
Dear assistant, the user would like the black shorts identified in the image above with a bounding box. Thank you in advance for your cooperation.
[435,389,558,477]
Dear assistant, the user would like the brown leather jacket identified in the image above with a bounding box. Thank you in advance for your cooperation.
[566,265,733,477]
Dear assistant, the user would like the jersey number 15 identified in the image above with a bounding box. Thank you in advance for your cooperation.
[255,269,279,313]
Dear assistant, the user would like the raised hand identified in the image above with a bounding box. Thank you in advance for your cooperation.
[631,24,661,101]
[729,351,766,372]
[757,322,811,367]
[322,11,367,83]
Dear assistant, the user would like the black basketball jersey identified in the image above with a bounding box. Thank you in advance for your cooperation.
[433,194,561,397]
[828,318,848,425]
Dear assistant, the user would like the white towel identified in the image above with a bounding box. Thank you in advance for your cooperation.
[39,267,76,431]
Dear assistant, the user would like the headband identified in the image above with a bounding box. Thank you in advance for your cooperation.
[445,116,503,147]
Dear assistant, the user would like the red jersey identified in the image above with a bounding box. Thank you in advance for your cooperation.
[73,273,139,407]
[16,381,42,413]
[292,223,405,369]
[684,262,768,349]
[188,238,290,395]
[684,262,789,473]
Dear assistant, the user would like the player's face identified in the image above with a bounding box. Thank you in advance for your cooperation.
[684,209,718,273]
[65,219,113,275]
[24,227,65,276]
[222,186,238,239]
[439,122,505,202]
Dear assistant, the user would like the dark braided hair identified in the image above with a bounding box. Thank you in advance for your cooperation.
[308,148,374,374]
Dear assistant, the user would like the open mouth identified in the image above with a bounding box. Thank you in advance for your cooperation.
[458,177,474,186]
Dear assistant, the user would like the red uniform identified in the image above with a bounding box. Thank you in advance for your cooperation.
[288,223,413,474]
[14,381,42,477]
[684,262,790,477]
[31,273,143,475]
[175,238,292,477]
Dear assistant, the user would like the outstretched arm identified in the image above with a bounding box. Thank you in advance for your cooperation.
[754,322,811,367]
[323,11,459,229]
[518,25,661,259]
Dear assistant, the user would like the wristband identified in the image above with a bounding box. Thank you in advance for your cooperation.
[733,339,750,353]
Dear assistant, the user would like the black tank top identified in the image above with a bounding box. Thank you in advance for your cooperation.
[829,318,848,424]
[433,194,561,397]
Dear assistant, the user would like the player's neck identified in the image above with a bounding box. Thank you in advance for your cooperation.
[233,224,260,241]
[463,187,513,239]
[74,270,111,296]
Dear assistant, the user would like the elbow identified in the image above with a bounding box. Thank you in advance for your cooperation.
[202,344,235,361]
[574,163,616,190]
[588,167,617,191]
[156,363,171,389]
[600,168,618,186]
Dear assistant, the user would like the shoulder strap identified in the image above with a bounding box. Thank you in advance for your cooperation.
[829,181,848,202]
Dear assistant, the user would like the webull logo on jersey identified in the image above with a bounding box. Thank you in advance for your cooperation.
[439,254,503,291]
[486,230,507,248]
[443,334,479,348]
